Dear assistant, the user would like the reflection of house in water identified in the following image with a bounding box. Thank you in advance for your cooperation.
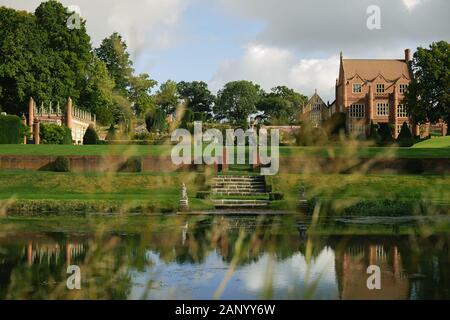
[25,241,86,266]
[335,243,409,300]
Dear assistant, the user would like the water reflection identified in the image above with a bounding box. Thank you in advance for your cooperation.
[0,216,448,300]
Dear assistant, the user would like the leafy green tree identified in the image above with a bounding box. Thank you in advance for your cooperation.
[256,96,291,124]
[145,108,167,133]
[83,125,98,145]
[95,33,134,96]
[397,122,414,147]
[177,81,215,119]
[406,41,450,128]
[79,57,115,125]
[155,80,179,115]
[214,80,262,127]
[261,86,307,123]
[129,73,157,117]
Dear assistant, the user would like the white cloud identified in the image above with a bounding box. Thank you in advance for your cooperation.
[210,44,338,101]
[0,0,189,58]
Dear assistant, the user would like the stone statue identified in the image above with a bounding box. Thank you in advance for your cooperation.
[182,183,188,200]
[299,184,306,199]
[179,183,189,212]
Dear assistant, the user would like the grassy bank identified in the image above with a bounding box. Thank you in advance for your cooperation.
[0,170,449,215]
[0,144,449,158]
[267,173,450,214]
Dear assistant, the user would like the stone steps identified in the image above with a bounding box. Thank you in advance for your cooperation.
[212,199,269,208]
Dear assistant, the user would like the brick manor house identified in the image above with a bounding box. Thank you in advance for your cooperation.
[331,48,449,138]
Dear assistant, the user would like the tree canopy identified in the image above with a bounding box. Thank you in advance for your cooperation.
[214,80,262,127]
[177,81,215,119]
[406,41,450,126]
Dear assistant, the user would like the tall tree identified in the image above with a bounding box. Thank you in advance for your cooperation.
[406,41,450,127]
[0,1,93,114]
[129,74,157,117]
[155,80,179,115]
[257,86,307,124]
[177,81,215,119]
[95,33,134,96]
[79,57,115,125]
[214,80,262,126]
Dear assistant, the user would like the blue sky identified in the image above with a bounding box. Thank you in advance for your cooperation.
[1,0,449,102]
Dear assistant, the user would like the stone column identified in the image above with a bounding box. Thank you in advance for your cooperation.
[222,146,228,172]
[33,119,40,145]
[66,97,73,129]
[28,97,34,134]
[21,114,27,144]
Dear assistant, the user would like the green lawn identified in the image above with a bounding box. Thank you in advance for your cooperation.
[0,170,449,214]
[412,136,450,148]
[0,144,449,158]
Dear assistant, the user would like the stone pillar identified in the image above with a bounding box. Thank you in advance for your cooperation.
[443,122,448,136]
[28,97,34,134]
[222,146,228,172]
[33,119,40,145]
[21,114,27,144]
[66,97,73,129]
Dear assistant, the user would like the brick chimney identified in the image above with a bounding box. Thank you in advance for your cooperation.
[405,49,411,62]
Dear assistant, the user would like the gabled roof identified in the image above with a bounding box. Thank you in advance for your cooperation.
[342,59,411,82]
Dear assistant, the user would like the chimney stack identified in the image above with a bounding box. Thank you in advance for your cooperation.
[405,49,411,62]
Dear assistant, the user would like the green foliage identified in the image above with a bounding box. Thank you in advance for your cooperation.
[269,192,284,201]
[155,80,179,115]
[83,125,98,145]
[53,156,70,172]
[0,115,22,144]
[214,80,262,126]
[367,121,381,143]
[406,41,450,126]
[105,124,117,141]
[145,108,167,133]
[180,108,194,128]
[177,81,215,119]
[397,122,414,147]
[295,121,328,146]
[40,123,72,145]
[257,86,307,124]
[196,191,210,199]
[404,159,425,174]
[322,112,347,137]
[118,156,142,172]
[129,73,157,117]
[95,32,134,96]
[377,123,394,145]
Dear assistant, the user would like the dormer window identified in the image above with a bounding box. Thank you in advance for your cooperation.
[376,84,385,93]
[352,84,362,93]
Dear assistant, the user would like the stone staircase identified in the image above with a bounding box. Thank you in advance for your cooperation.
[211,175,269,209]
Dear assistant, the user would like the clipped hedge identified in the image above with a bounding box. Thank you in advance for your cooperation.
[40,123,72,144]
[0,115,23,144]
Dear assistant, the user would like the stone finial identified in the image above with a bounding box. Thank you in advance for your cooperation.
[66,97,73,129]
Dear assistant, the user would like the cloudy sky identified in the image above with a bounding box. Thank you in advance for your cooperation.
[1,0,449,101]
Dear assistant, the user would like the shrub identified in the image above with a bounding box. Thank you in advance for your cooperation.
[404,159,425,174]
[269,192,284,201]
[367,121,381,143]
[145,108,167,133]
[0,115,23,144]
[106,124,117,141]
[378,123,394,145]
[40,123,72,145]
[83,125,98,145]
[196,191,210,199]
[118,156,142,172]
[53,156,70,172]
[397,122,414,147]
[323,112,346,136]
